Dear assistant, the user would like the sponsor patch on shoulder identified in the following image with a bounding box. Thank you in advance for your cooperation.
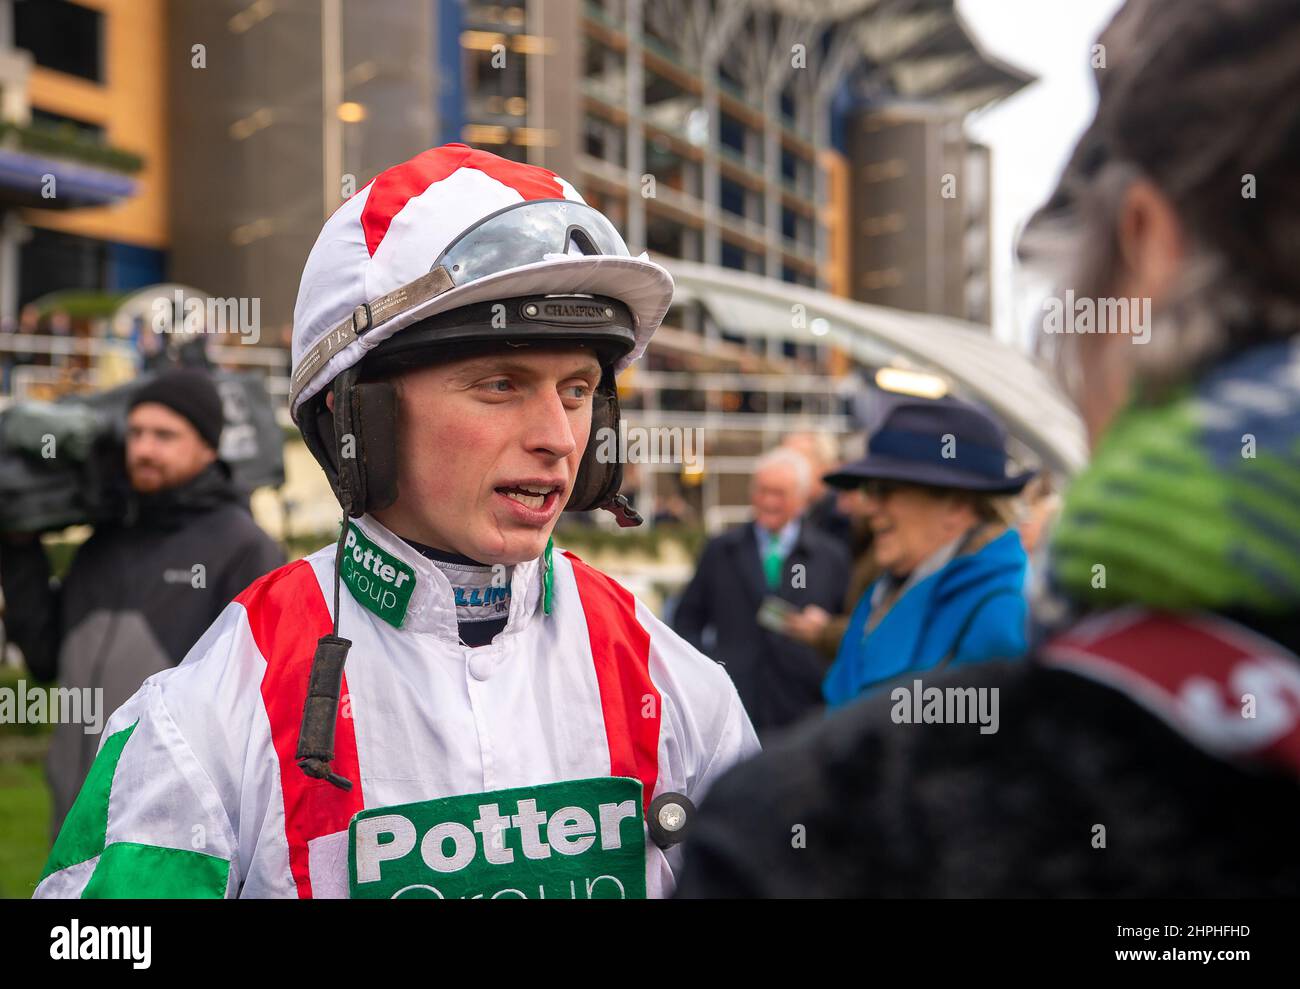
[340,524,416,627]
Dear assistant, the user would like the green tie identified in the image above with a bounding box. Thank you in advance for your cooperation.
[763,531,784,589]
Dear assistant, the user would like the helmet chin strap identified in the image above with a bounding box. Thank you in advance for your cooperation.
[598,493,643,528]
[296,374,366,789]
[295,514,356,790]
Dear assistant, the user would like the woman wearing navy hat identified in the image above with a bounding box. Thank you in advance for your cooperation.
[820,396,1034,707]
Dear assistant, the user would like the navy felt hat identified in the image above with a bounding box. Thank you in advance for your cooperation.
[824,396,1035,495]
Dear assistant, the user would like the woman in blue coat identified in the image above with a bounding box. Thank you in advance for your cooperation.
[821,397,1034,707]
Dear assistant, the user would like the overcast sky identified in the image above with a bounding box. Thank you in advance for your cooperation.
[957,0,1126,347]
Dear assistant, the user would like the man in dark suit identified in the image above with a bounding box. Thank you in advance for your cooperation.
[672,448,850,736]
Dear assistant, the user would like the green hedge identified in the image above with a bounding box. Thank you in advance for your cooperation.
[31,290,129,319]
[0,120,144,174]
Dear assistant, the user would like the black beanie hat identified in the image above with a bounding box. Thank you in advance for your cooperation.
[129,369,225,450]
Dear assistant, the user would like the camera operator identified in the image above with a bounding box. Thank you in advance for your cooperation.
[1,368,283,840]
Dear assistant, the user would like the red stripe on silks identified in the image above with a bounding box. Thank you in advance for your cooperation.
[562,551,661,815]
[359,143,565,257]
[1042,610,1300,777]
[1047,612,1256,693]
[237,560,364,899]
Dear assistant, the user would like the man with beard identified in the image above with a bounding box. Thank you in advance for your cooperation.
[1,368,283,839]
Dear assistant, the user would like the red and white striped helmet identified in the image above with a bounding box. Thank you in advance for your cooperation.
[289,144,673,422]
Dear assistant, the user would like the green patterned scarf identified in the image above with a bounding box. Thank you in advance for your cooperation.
[1049,341,1300,614]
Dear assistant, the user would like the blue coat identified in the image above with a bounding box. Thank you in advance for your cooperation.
[823,530,1029,708]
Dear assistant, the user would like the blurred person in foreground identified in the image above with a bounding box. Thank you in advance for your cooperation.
[0,368,284,839]
[677,0,1300,896]
[816,396,1032,708]
[672,447,849,735]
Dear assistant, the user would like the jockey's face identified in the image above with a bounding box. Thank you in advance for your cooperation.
[371,345,600,565]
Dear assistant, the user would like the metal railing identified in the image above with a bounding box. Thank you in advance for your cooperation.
[0,333,291,419]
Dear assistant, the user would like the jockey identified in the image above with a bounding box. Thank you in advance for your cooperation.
[35,144,759,899]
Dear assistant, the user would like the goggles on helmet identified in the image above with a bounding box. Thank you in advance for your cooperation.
[289,199,636,414]
[434,198,634,286]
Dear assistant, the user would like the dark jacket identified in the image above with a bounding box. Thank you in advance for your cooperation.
[675,611,1300,897]
[0,462,284,839]
[804,490,854,549]
[671,519,850,735]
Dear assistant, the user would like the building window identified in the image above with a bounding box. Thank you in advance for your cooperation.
[29,108,104,144]
[470,46,525,101]
[780,89,795,122]
[19,228,108,308]
[721,241,746,271]
[14,0,104,82]
[719,176,746,219]
[781,148,797,182]
[719,112,745,154]
[781,207,797,241]
[646,217,682,258]
[860,159,907,182]
[584,119,606,159]
[860,212,905,236]
[861,268,904,291]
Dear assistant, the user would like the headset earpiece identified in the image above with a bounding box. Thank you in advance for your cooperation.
[301,367,400,517]
[349,381,399,513]
[567,364,623,513]
[330,367,365,517]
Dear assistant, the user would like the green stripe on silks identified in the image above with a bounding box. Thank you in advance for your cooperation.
[543,536,554,615]
[40,720,139,882]
[1051,382,1300,613]
[81,842,230,899]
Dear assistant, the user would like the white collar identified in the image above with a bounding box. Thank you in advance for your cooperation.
[348,514,544,642]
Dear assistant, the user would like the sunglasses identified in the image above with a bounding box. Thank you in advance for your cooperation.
[861,479,945,499]
[860,479,903,499]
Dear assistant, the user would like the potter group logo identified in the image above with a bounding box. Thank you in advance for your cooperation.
[348,777,647,899]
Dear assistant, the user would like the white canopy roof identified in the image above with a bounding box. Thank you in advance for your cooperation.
[663,259,1088,475]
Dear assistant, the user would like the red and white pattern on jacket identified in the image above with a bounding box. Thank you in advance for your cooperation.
[234,551,665,899]
[1042,608,1300,778]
